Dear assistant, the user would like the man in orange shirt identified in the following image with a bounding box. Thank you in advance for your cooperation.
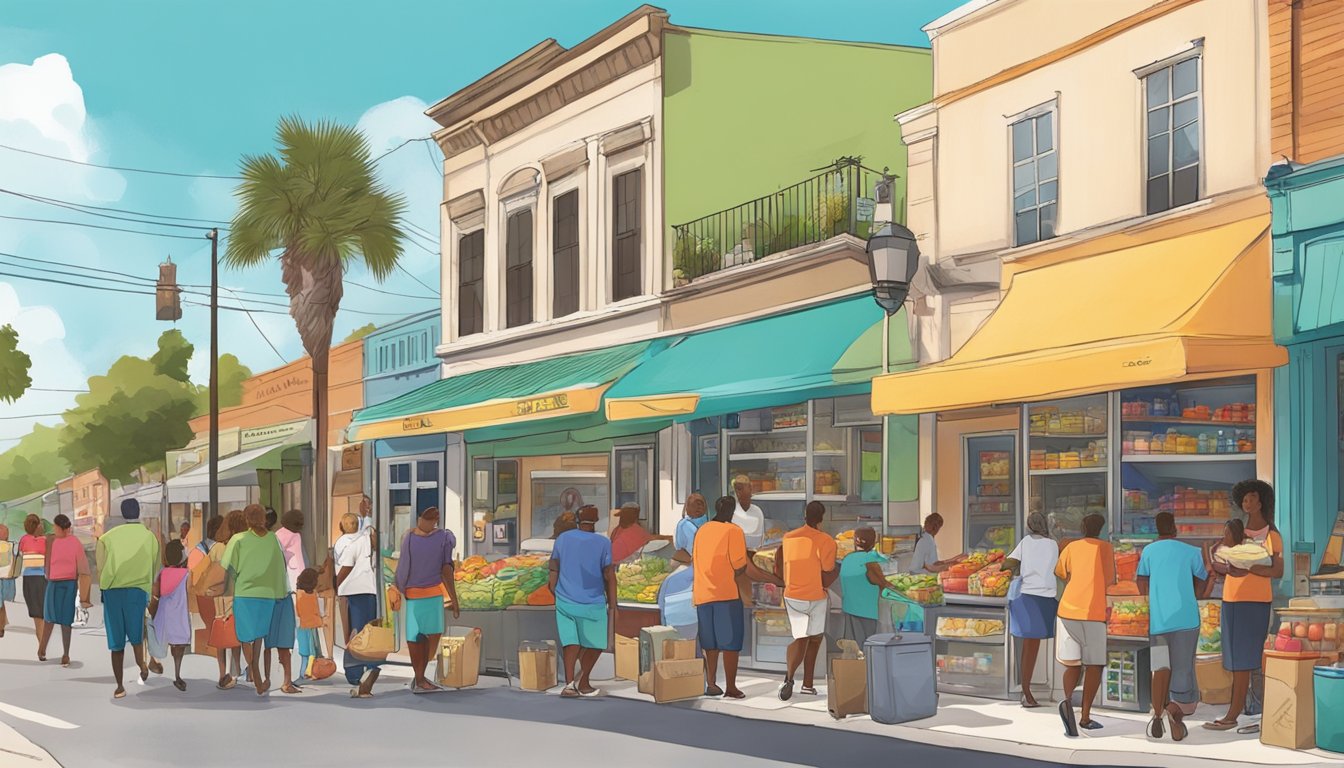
[692,496,752,698]
[774,501,837,701]
[1053,513,1115,736]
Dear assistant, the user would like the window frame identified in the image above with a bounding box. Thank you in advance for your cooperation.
[456,227,486,339]
[610,165,644,303]
[1006,99,1060,248]
[1137,44,1204,216]
[503,203,535,329]
[550,183,582,320]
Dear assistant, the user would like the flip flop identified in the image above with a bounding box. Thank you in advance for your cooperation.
[1167,704,1188,742]
[350,689,374,699]
[779,679,794,702]
[724,689,746,699]
[560,684,581,699]
[1079,720,1104,731]
[800,686,818,696]
[1020,695,1041,709]
[704,685,724,697]
[1202,719,1238,731]
[173,680,187,692]
[113,688,126,700]
[577,687,603,698]
[1148,714,1165,739]
[281,683,302,695]
[1059,700,1079,737]
[217,676,236,690]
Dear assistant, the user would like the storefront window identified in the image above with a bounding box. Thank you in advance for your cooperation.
[383,456,441,554]
[690,417,722,500]
[1027,393,1109,542]
[965,433,1017,551]
[613,445,655,531]
[531,468,607,540]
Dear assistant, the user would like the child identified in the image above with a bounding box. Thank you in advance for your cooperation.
[295,567,324,682]
[150,541,193,691]
[1202,519,1247,599]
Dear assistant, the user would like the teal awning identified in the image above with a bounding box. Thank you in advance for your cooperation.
[346,340,668,441]
[604,294,885,422]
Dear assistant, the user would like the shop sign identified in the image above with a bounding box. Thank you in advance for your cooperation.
[241,420,307,449]
[402,416,434,432]
[856,196,875,222]
[245,373,311,405]
[515,393,569,417]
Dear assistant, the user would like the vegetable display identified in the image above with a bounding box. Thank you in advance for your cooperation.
[1108,599,1149,637]
[616,556,669,604]
[937,549,1005,595]
[455,554,552,610]
[1199,601,1221,654]
[936,617,1004,638]
[884,573,943,606]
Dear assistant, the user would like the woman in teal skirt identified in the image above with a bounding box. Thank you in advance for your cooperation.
[394,507,459,693]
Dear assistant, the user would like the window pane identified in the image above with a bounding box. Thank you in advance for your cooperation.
[1012,120,1034,162]
[1039,203,1057,240]
[1014,189,1036,211]
[1173,121,1199,168]
[1039,180,1058,203]
[1147,175,1170,215]
[416,488,440,522]
[1037,151,1058,182]
[1015,209,1038,245]
[612,169,643,301]
[1146,67,1170,105]
[552,190,580,318]
[1147,135,1170,176]
[1035,113,1053,153]
[1173,164,1199,207]
[1013,161,1036,196]
[458,230,485,337]
[1147,106,1169,138]
[506,209,534,328]
[417,460,439,483]
[1172,98,1198,129]
[1172,58,1198,99]
[391,463,410,484]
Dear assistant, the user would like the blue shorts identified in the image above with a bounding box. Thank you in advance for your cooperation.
[697,600,744,652]
[297,627,317,658]
[43,579,77,626]
[103,587,149,651]
[233,597,275,644]
[555,597,608,650]
[343,593,382,685]
[265,597,296,650]
[405,595,444,644]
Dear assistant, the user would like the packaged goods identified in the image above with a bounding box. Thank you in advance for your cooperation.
[935,617,1004,638]
[518,641,557,692]
[1199,602,1222,654]
[437,628,482,688]
[615,634,639,681]
[652,659,704,703]
[828,656,867,719]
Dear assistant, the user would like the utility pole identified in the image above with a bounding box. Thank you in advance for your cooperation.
[206,229,219,523]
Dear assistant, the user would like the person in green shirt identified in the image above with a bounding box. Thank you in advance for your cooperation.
[96,498,161,699]
[223,504,295,696]
[839,527,887,645]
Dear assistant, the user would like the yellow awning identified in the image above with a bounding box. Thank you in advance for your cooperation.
[872,215,1288,415]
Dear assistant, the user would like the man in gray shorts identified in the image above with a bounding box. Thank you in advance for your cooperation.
[1137,512,1209,741]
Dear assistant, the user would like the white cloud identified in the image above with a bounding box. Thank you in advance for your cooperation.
[355,96,443,276]
[0,282,86,440]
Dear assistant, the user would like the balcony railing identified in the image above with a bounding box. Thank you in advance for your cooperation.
[672,157,884,283]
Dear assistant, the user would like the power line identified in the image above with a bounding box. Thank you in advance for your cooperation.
[373,137,432,164]
[0,412,63,420]
[0,142,240,180]
[346,281,438,302]
[27,388,88,393]
[405,221,439,242]
[0,251,160,284]
[221,287,288,364]
[422,140,444,178]
[0,189,231,229]
[396,264,440,296]
[0,213,204,240]
[0,257,157,290]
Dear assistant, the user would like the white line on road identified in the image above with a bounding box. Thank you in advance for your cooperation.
[0,703,79,730]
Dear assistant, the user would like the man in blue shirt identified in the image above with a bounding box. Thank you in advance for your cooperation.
[1137,512,1209,742]
[672,493,708,564]
[549,505,614,699]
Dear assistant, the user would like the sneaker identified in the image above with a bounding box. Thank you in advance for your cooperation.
[779,679,794,702]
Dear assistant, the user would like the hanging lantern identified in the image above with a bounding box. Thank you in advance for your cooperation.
[156,257,182,321]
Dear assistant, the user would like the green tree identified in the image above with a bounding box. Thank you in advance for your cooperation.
[0,324,32,403]
[150,328,194,383]
[0,424,71,501]
[192,353,253,416]
[343,323,377,343]
[227,116,406,527]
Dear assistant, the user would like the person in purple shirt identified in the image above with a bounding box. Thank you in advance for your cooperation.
[394,507,459,693]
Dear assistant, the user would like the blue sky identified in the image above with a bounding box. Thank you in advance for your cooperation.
[0,0,962,443]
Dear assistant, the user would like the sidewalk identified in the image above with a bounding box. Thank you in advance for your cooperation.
[582,669,1343,768]
[0,717,61,768]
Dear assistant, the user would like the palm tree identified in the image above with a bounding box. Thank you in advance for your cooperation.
[227,116,407,533]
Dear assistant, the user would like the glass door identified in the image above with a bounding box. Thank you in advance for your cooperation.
[613,445,655,532]
[964,432,1018,551]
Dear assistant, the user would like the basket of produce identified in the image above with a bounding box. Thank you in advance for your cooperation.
[454,554,553,610]
[1114,545,1141,582]
[938,571,972,594]
[1265,600,1344,654]
[616,556,670,604]
[935,616,1004,638]
[1107,598,1150,637]
[884,573,943,606]
[1214,542,1272,570]
[972,566,1011,598]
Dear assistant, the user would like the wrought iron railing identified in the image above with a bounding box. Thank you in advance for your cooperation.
[672,157,884,283]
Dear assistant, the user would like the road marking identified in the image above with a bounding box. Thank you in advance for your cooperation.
[0,745,43,761]
[0,703,79,730]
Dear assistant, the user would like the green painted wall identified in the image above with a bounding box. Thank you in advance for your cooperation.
[662,28,932,232]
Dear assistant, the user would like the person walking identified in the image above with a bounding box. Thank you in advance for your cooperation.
[550,505,615,698]
[39,514,92,666]
[1004,511,1059,709]
[213,510,246,689]
[1137,511,1208,741]
[393,506,459,693]
[294,567,324,682]
[97,498,161,699]
[336,512,381,698]
[188,516,224,650]
[150,540,193,692]
[0,523,14,638]
[222,504,295,696]
[1054,513,1114,736]
[1204,480,1282,732]
[266,509,307,687]
[775,501,838,701]
[18,515,48,659]
[693,496,753,699]
[609,503,652,563]
[839,527,886,646]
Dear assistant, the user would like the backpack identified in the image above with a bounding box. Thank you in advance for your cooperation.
[0,541,19,580]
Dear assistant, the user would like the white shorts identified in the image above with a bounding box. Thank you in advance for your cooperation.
[1055,617,1107,667]
[784,597,828,639]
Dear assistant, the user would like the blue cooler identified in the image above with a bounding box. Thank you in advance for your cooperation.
[1315,666,1344,753]
[865,632,937,724]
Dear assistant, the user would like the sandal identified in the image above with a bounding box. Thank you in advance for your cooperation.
[1059,700,1078,737]
[560,684,581,699]
[113,688,126,700]
[779,679,794,702]
[349,688,374,699]
[1202,719,1238,731]
[800,685,818,696]
[217,676,236,690]
[281,683,302,695]
[1167,704,1188,742]
[173,680,187,692]
[1079,720,1104,731]
[704,685,724,697]
[724,689,746,699]
[1148,713,1165,740]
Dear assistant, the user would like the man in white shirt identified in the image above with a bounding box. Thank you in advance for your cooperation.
[357,495,374,533]
[731,476,766,550]
[335,512,381,697]
[909,513,964,574]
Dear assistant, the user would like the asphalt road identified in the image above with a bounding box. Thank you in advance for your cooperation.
[0,606,1136,768]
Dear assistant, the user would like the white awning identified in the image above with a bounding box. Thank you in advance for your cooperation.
[164,443,289,503]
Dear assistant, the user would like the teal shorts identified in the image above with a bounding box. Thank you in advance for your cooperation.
[555,597,608,650]
[405,595,444,643]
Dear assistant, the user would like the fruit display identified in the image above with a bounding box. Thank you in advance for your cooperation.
[1107,580,1141,596]
[978,451,1012,480]
[1029,405,1106,435]
[971,566,1011,597]
[936,616,1005,638]
[616,556,670,604]
[1108,598,1150,637]
[1267,611,1344,654]
[884,573,943,605]
[937,550,1005,594]
[455,554,552,610]
[1199,601,1222,654]
[979,526,1016,549]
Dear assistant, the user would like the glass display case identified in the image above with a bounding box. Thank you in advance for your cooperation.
[933,602,1011,698]
[964,433,1018,551]
[1117,377,1256,541]
[1027,394,1111,543]
[615,539,675,606]
[1102,642,1151,712]
[529,470,609,540]
[752,607,792,669]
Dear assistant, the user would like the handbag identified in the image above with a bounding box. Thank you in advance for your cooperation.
[146,616,168,659]
[347,618,395,660]
[1007,575,1024,601]
[0,541,19,579]
[209,611,241,650]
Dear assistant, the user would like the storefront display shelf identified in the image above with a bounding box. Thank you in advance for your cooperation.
[944,594,1007,608]
[1121,416,1255,427]
[733,427,807,436]
[935,633,1005,646]
[732,451,807,460]
[1122,454,1257,463]
[1028,467,1107,476]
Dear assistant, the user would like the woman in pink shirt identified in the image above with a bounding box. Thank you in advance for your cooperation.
[18,515,48,659]
[40,514,91,666]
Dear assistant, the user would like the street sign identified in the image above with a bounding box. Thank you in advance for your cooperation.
[856,197,875,221]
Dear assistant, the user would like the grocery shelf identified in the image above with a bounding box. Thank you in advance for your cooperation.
[1028,467,1107,476]
[731,427,807,436]
[1121,416,1255,428]
[936,634,1006,646]
[943,594,1008,607]
[1028,433,1106,439]
[1122,512,1232,523]
[1122,454,1257,463]
[731,451,806,460]
[1107,634,1150,643]
[980,474,1011,481]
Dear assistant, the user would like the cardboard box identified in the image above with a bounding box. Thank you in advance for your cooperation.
[1261,653,1318,750]
[519,642,558,692]
[652,658,704,703]
[615,635,639,682]
[828,658,867,719]
[1196,656,1232,705]
[192,628,215,657]
[663,638,697,662]
[639,626,680,693]
[438,628,482,689]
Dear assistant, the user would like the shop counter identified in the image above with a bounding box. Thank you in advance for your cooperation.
[615,601,662,639]
[933,594,1013,700]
